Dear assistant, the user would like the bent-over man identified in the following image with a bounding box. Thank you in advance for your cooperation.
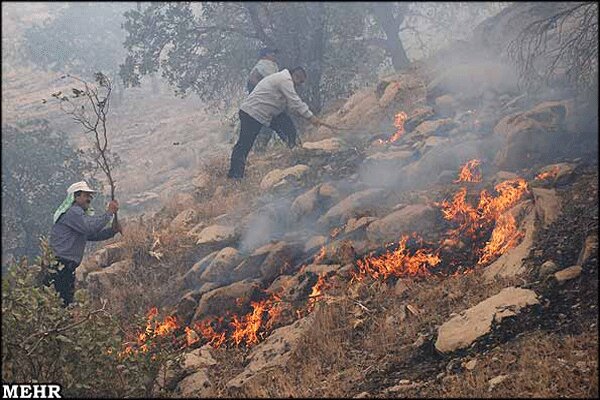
[227,66,323,179]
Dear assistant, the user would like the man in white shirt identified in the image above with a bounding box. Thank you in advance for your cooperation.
[246,48,279,152]
[227,66,323,179]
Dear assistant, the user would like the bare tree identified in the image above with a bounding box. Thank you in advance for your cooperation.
[508,2,598,91]
[50,72,121,228]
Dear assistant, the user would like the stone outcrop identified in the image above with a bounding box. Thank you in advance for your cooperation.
[435,287,539,353]
[366,204,437,242]
[260,165,310,191]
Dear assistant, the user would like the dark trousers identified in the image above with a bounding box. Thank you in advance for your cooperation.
[49,258,79,306]
[228,110,297,178]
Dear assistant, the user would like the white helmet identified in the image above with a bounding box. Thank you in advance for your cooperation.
[67,181,96,194]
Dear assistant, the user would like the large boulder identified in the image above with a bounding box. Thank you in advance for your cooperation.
[290,186,320,220]
[200,247,243,284]
[531,188,561,228]
[226,316,314,397]
[260,165,310,191]
[364,150,416,167]
[86,259,134,295]
[193,279,261,321]
[301,138,347,152]
[494,100,574,170]
[366,204,438,242]
[435,287,539,353]
[318,189,385,227]
[182,251,218,289]
[170,208,198,231]
[410,118,458,139]
[176,369,215,397]
[195,225,238,247]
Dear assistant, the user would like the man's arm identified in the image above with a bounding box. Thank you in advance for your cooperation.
[248,69,263,88]
[87,227,117,241]
[279,77,314,120]
[61,207,113,237]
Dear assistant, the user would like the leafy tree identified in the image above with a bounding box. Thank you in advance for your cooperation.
[119,2,379,112]
[1,119,101,263]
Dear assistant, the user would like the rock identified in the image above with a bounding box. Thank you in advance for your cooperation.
[182,251,218,289]
[226,316,314,397]
[260,165,310,191]
[411,118,457,138]
[170,208,198,231]
[290,186,320,219]
[303,264,342,275]
[378,81,401,108]
[318,182,341,200]
[187,222,208,240]
[554,265,582,283]
[175,292,199,326]
[200,247,242,284]
[494,170,520,184]
[354,392,370,398]
[177,369,215,397]
[484,201,536,280]
[195,225,237,246]
[435,287,539,353]
[364,150,415,166]
[86,259,134,293]
[434,94,457,117]
[418,136,450,153]
[304,235,327,253]
[181,346,217,370]
[494,100,574,169]
[577,234,598,266]
[258,241,304,282]
[538,260,560,279]
[319,189,385,227]
[366,204,437,242]
[267,275,295,294]
[488,375,509,391]
[302,138,347,152]
[345,216,378,235]
[405,106,435,132]
[193,279,261,321]
[531,188,561,228]
[464,359,477,370]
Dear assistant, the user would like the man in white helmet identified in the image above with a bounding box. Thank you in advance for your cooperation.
[49,181,121,305]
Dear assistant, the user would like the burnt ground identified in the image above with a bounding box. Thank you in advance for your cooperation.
[355,164,599,396]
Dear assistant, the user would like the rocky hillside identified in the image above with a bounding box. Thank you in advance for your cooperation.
[74,41,598,397]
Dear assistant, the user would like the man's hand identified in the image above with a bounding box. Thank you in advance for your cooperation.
[112,219,123,234]
[107,200,119,214]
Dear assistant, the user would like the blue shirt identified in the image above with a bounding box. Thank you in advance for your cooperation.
[50,204,116,264]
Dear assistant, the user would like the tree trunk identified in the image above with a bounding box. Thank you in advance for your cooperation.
[372,3,410,71]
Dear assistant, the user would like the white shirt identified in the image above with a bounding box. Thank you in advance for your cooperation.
[241,69,314,126]
[251,59,279,78]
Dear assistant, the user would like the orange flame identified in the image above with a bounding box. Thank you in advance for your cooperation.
[352,235,441,282]
[535,166,560,181]
[314,246,327,264]
[455,159,482,183]
[477,212,524,265]
[390,111,408,142]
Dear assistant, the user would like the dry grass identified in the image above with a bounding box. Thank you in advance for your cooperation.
[240,270,520,397]
[424,329,598,398]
